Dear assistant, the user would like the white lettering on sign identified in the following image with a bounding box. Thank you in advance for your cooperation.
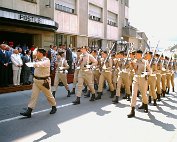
[0,9,55,26]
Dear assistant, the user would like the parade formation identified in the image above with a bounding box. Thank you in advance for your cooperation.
[16,42,177,119]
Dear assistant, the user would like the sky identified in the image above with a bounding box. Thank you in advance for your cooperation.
[129,0,177,50]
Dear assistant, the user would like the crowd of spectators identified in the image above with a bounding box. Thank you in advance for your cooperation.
[0,42,76,88]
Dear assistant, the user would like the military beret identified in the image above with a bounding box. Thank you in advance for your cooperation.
[136,50,143,54]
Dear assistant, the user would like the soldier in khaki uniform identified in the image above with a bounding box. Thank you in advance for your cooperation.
[127,50,150,118]
[70,49,82,94]
[52,51,70,98]
[155,53,162,101]
[164,56,171,94]
[95,51,115,100]
[20,49,57,118]
[167,58,175,93]
[145,52,157,106]
[112,52,119,90]
[112,51,131,103]
[72,46,98,105]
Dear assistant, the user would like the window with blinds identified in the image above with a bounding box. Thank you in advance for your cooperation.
[107,11,117,27]
[55,0,76,14]
[89,4,102,22]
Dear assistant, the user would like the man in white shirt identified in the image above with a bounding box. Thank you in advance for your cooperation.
[11,49,23,86]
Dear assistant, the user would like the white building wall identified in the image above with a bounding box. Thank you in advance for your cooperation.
[125,6,129,19]
[0,0,39,15]
[107,25,118,40]
[88,20,104,38]
[107,0,119,14]
[55,11,78,34]
[88,0,104,8]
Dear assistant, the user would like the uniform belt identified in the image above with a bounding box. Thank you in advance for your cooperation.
[34,76,49,80]
[134,74,145,78]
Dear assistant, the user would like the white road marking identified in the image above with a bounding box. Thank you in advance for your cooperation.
[0,103,73,124]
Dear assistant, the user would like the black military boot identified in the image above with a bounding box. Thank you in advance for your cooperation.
[72,97,80,105]
[148,96,152,104]
[144,104,148,113]
[89,94,95,101]
[172,87,175,92]
[95,92,102,100]
[84,90,90,98]
[127,107,135,118]
[153,99,157,106]
[166,88,169,94]
[67,90,71,97]
[162,90,166,97]
[112,96,119,104]
[157,93,161,101]
[50,106,57,114]
[82,86,87,93]
[127,94,131,101]
[138,103,145,109]
[110,90,115,98]
[20,107,33,118]
[71,88,75,94]
[122,94,127,99]
[52,91,56,98]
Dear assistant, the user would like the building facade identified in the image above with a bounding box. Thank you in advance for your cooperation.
[40,0,129,50]
[0,0,130,50]
[0,0,58,49]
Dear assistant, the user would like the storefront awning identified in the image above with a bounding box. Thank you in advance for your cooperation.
[0,7,58,31]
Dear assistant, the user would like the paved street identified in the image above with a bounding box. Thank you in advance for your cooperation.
[0,75,177,142]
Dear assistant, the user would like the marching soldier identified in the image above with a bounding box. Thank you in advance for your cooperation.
[164,56,171,94]
[155,53,162,101]
[95,51,115,100]
[70,48,82,94]
[145,52,157,106]
[112,51,131,103]
[20,49,57,118]
[168,58,175,92]
[127,50,150,118]
[160,55,167,97]
[52,51,71,98]
[72,46,98,105]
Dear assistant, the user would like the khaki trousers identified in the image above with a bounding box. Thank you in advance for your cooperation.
[98,71,114,92]
[148,75,157,99]
[116,72,131,96]
[72,69,79,88]
[156,73,161,94]
[93,69,100,84]
[166,73,171,89]
[161,73,166,91]
[171,73,175,88]
[76,70,95,97]
[28,78,56,109]
[53,71,69,91]
[131,76,148,107]
[112,69,119,89]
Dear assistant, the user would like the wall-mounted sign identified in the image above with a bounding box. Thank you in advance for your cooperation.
[0,9,55,26]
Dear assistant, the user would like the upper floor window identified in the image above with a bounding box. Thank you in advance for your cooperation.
[89,4,102,22]
[23,0,37,3]
[55,0,76,14]
[107,11,117,27]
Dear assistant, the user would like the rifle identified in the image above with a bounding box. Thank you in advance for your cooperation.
[149,40,160,66]
[100,42,116,70]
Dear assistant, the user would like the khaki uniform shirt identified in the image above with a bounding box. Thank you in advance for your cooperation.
[34,57,50,77]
